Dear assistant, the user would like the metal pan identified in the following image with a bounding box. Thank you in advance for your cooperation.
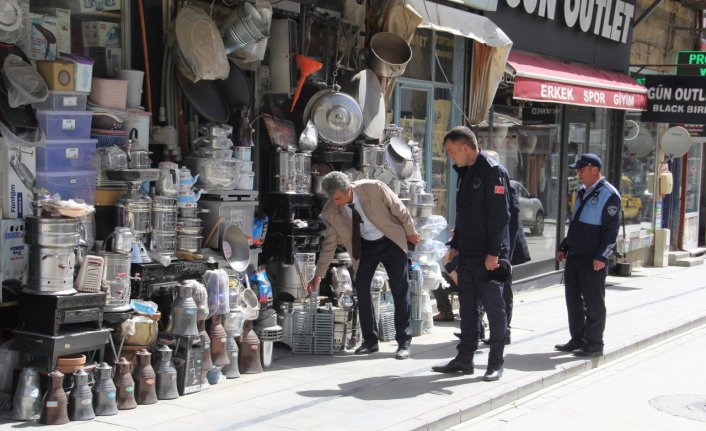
[176,70,230,123]
[221,224,250,272]
[388,136,412,160]
[215,59,251,110]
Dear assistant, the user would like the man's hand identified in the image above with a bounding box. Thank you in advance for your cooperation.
[556,250,566,263]
[593,259,606,271]
[306,276,321,294]
[447,247,458,261]
[485,254,499,271]
[407,231,421,245]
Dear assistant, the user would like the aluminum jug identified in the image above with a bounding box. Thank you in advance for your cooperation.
[92,362,118,416]
[157,161,180,196]
[113,357,137,410]
[68,368,95,421]
[12,367,42,421]
[221,335,240,379]
[133,349,157,405]
[209,315,230,367]
[155,345,179,400]
[167,283,199,336]
[39,370,69,425]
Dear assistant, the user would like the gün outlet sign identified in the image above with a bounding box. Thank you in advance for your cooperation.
[505,0,635,44]
[642,75,706,124]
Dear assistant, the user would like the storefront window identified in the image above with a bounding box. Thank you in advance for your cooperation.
[622,112,657,236]
[404,28,432,81]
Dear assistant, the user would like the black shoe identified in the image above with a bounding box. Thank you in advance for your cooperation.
[395,346,410,360]
[554,339,585,352]
[454,332,462,339]
[431,358,474,374]
[354,343,379,355]
[572,346,603,357]
[482,366,503,382]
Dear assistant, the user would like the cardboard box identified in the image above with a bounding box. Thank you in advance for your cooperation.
[81,21,120,47]
[33,0,121,13]
[32,8,71,55]
[0,138,35,219]
[86,47,121,78]
[19,13,59,61]
[60,54,95,92]
[0,219,29,290]
[36,60,75,91]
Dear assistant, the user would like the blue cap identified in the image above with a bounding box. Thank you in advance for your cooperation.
[569,153,602,170]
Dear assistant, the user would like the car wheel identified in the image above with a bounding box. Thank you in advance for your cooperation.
[530,211,544,236]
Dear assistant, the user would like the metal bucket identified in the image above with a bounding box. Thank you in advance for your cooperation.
[220,2,269,54]
[150,230,177,256]
[27,246,76,294]
[368,32,412,78]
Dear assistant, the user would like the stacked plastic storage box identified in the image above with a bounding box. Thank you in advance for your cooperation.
[33,92,97,204]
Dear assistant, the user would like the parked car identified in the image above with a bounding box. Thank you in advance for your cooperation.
[512,180,545,236]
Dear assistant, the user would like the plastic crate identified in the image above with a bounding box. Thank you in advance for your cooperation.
[36,110,93,140]
[36,170,97,204]
[91,129,128,148]
[36,139,97,172]
[32,91,89,111]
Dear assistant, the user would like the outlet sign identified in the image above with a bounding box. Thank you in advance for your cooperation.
[505,0,635,44]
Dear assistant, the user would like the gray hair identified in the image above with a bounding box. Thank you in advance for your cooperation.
[321,171,351,198]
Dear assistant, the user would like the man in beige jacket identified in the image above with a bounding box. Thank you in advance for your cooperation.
[306,172,420,359]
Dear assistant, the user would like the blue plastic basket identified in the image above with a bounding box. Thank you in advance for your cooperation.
[91,129,128,148]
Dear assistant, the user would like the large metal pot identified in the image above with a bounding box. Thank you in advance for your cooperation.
[27,246,76,294]
[303,89,363,145]
[25,216,81,248]
[368,32,412,78]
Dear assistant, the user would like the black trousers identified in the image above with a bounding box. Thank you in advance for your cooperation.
[354,237,412,346]
[563,255,607,350]
[456,256,507,367]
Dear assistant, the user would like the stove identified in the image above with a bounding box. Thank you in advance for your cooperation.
[18,291,105,336]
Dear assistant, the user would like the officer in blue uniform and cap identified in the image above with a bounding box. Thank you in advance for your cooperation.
[555,153,621,357]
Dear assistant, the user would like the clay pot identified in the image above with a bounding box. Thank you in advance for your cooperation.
[56,353,86,374]
[113,357,137,410]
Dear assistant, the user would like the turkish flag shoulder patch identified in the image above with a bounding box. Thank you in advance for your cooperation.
[494,185,505,194]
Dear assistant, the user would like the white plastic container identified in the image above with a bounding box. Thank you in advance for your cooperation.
[235,172,255,191]
[233,146,252,161]
[239,160,253,173]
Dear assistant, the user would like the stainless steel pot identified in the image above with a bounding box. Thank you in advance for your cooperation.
[176,235,203,253]
[25,216,81,248]
[176,218,203,235]
[27,246,76,294]
[359,145,380,167]
[368,32,412,78]
[116,192,152,238]
[303,89,363,145]
[150,231,177,256]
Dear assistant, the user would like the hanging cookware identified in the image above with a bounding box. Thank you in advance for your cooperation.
[176,70,230,123]
[368,32,412,78]
[215,59,251,111]
[303,88,363,146]
[385,146,413,180]
[388,136,412,160]
[219,1,270,55]
[345,69,385,140]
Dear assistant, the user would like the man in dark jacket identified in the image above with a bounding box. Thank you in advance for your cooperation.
[555,153,620,357]
[432,126,510,381]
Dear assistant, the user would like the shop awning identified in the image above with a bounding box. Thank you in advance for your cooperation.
[405,0,513,125]
[507,51,648,111]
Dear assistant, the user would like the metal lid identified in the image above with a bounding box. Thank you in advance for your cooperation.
[306,89,363,145]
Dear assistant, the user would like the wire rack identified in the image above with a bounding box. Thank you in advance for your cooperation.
[291,297,335,355]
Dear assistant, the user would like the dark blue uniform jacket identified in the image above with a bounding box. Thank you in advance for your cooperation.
[559,178,621,262]
[449,152,510,260]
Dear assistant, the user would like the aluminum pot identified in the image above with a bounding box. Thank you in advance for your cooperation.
[359,144,382,167]
[27,246,76,293]
[368,32,412,78]
[176,235,203,253]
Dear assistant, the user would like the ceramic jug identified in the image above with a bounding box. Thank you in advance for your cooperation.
[221,335,240,379]
[157,161,180,196]
[114,357,137,410]
[12,367,42,421]
[209,315,230,367]
[238,320,263,374]
[92,362,118,416]
[68,368,95,421]
[39,370,69,425]
[155,345,179,400]
[133,349,157,405]
[167,282,199,336]
[198,320,214,382]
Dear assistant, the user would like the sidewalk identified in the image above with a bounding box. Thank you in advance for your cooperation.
[2,264,706,430]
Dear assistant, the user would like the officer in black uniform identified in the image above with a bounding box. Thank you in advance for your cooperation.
[432,126,510,382]
[555,153,620,357]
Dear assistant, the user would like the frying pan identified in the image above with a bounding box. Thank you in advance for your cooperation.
[221,224,250,272]
[215,59,251,110]
[176,70,230,123]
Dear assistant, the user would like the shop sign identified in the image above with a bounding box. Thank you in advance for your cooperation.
[504,0,635,44]
[522,107,558,125]
[514,78,646,110]
[675,51,706,76]
[642,75,706,123]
